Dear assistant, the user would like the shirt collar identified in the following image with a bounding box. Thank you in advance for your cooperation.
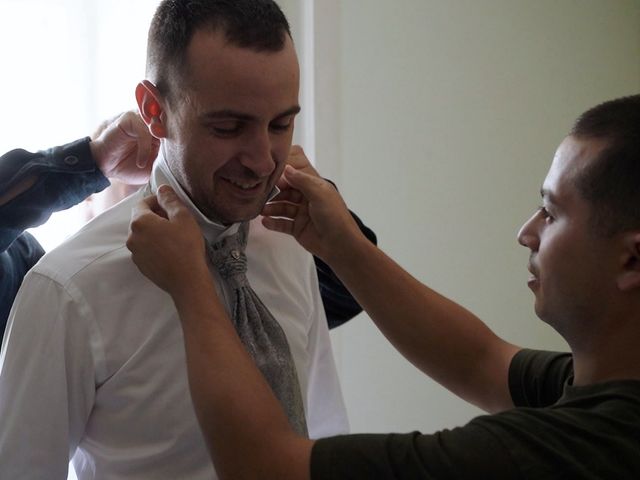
[149,148,279,243]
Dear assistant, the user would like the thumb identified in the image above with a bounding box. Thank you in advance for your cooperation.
[282,165,327,201]
[134,132,153,169]
[156,184,193,222]
[131,195,156,223]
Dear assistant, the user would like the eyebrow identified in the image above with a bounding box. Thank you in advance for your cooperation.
[201,105,301,122]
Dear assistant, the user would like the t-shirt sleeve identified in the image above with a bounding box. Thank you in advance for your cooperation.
[311,426,520,480]
[508,348,573,408]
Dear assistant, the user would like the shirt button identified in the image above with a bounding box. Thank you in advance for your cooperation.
[64,155,79,166]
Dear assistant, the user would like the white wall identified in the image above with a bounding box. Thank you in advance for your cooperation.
[0,0,159,250]
[327,0,640,434]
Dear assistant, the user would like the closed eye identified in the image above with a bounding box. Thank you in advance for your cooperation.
[537,205,554,222]
[208,121,243,136]
[269,118,293,133]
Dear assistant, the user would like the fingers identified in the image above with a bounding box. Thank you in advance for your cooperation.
[133,136,160,174]
[282,165,328,201]
[262,202,299,220]
[262,187,305,220]
[261,216,294,236]
[146,194,169,218]
[134,131,153,169]
[266,166,338,220]
[289,144,304,157]
[287,145,306,167]
[131,194,157,219]
[136,120,159,169]
[150,137,161,164]
[91,113,120,140]
[130,195,163,229]
[276,144,319,191]
[267,187,304,205]
[275,174,293,191]
[143,193,160,210]
[117,111,154,169]
[128,187,202,262]
[157,186,185,220]
[130,186,193,230]
[287,145,320,177]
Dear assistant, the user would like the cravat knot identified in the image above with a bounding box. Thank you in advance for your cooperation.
[207,224,249,287]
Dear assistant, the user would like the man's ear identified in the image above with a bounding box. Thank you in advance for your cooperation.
[617,232,640,291]
[135,80,167,139]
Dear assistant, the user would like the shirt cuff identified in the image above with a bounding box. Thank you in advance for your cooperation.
[0,137,108,192]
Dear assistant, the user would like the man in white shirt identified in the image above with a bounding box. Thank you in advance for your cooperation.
[0,1,348,478]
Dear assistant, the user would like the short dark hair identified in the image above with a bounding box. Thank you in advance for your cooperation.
[147,0,291,102]
[571,95,640,236]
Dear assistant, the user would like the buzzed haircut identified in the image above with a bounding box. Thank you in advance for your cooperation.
[571,95,640,236]
[146,0,291,103]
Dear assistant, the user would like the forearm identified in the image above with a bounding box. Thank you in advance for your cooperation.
[327,236,520,412]
[0,175,37,207]
[317,208,378,329]
[171,272,313,480]
[264,168,518,411]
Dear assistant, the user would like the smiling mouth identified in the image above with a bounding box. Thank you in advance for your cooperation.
[223,178,262,191]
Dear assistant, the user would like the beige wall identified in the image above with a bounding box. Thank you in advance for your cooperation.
[325,0,640,434]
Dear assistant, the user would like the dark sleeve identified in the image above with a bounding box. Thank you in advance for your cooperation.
[0,138,110,252]
[0,233,45,337]
[311,427,520,480]
[508,348,573,408]
[315,177,378,329]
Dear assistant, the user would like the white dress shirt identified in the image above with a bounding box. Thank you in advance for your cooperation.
[0,155,348,480]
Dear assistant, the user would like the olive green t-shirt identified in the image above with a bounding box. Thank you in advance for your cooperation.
[311,349,640,479]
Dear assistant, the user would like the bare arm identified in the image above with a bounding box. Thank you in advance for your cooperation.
[127,188,313,480]
[262,164,521,413]
[285,146,378,329]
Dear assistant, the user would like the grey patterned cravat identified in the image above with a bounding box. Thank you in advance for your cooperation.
[207,222,308,436]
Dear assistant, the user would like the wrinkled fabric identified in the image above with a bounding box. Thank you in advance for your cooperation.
[208,221,308,436]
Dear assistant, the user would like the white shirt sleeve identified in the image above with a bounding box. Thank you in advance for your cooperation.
[303,265,350,439]
[0,271,97,479]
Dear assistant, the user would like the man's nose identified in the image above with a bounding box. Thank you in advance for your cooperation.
[517,211,540,251]
[241,131,276,177]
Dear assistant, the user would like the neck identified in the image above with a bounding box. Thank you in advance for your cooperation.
[570,315,640,385]
[151,149,239,241]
